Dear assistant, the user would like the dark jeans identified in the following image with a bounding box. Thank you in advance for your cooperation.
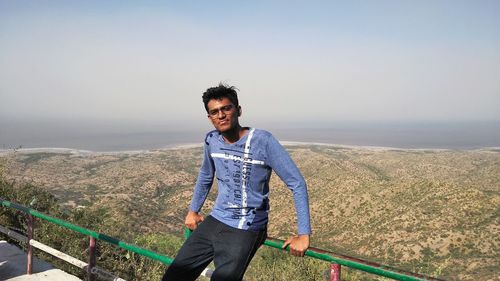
[162,215,267,281]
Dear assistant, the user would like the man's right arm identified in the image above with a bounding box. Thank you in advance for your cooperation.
[186,142,215,229]
[185,210,204,230]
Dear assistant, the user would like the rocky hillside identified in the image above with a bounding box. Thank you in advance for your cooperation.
[1,145,499,280]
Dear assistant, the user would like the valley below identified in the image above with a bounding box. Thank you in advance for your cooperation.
[1,144,499,280]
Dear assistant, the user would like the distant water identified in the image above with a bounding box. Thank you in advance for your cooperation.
[1,120,499,152]
[271,121,500,150]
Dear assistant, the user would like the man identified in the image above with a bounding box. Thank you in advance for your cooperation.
[162,83,311,281]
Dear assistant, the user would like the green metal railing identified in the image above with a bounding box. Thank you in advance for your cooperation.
[1,199,173,265]
[1,198,444,281]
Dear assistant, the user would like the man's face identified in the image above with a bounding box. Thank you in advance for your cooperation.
[206,97,240,133]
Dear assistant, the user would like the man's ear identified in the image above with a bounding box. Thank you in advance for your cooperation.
[207,114,214,124]
[238,106,242,117]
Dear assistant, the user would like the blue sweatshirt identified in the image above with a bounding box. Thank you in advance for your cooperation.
[189,128,311,235]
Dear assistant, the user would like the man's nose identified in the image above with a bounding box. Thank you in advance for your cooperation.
[217,110,226,118]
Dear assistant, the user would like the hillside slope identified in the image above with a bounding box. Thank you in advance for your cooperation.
[1,145,499,280]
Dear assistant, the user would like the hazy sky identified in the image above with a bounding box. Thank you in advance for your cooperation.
[1,0,499,127]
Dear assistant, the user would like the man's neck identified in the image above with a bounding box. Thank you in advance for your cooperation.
[221,125,248,144]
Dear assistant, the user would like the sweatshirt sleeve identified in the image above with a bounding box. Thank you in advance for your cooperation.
[189,140,215,212]
[266,134,311,235]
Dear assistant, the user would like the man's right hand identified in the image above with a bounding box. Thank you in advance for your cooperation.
[185,211,204,230]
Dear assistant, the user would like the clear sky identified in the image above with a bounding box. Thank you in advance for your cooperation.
[1,0,499,128]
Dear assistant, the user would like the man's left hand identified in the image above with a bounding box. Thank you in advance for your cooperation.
[282,234,310,257]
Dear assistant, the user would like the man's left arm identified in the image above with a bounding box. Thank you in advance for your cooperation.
[266,134,311,257]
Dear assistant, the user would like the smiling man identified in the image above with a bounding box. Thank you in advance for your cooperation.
[162,83,311,281]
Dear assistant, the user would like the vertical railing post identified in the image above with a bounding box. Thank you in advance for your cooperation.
[330,263,341,281]
[27,214,34,274]
[88,236,97,281]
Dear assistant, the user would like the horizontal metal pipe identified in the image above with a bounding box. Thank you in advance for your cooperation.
[0,227,126,281]
[30,239,126,281]
[2,199,444,281]
[0,224,28,243]
[1,199,174,265]
[264,238,444,281]
[92,267,127,281]
[30,239,88,269]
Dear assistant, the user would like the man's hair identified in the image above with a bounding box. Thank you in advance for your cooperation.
[202,83,239,112]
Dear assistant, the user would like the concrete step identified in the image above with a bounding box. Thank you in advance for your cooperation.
[0,241,81,281]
